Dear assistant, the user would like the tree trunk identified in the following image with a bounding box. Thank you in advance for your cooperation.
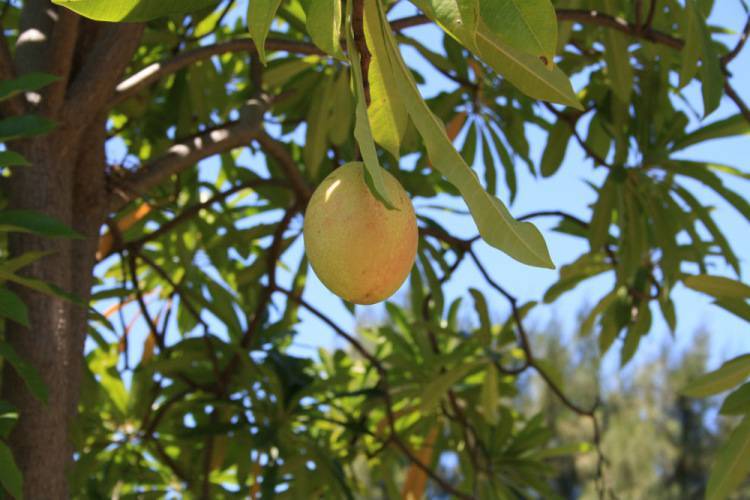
[0,1,143,494]
[3,121,107,498]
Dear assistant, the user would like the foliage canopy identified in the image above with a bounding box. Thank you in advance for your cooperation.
[1,0,749,498]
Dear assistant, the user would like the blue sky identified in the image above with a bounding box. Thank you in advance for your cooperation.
[98,1,750,387]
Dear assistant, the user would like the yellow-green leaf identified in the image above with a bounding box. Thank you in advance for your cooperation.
[52,0,217,21]
[706,416,750,500]
[248,0,283,65]
[479,0,557,64]
[376,3,554,268]
[681,354,750,398]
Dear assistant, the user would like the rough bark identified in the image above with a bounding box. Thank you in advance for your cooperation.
[1,2,142,496]
[4,129,81,500]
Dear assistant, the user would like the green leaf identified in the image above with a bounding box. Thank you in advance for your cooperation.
[706,416,750,500]
[0,341,47,402]
[588,176,615,251]
[0,288,29,326]
[0,270,82,305]
[480,364,500,425]
[720,383,750,416]
[52,0,218,21]
[0,210,82,238]
[540,121,572,177]
[621,305,651,367]
[603,0,633,103]
[411,0,581,108]
[475,28,581,109]
[347,19,395,208]
[469,288,491,345]
[376,4,553,268]
[683,275,750,300]
[327,69,354,146]
[301,0,342,57]
[672,115,750,151]
[0,441,22,499]
[679,0,701,88]
[0,251,54,275]
[479,0,557,64]
[0,151,30,168]
[580,288,621,336]
[420,361,482,413]
[364,0,408,160]
[693,0,723,116]
[0,115,56,142]
[0,72,58,102]
[414,0,480,51]
[487,124,517,202]
[248,0,283,65]
[303,74,334,179]
[714,299,750,322]
[681,354,750,398]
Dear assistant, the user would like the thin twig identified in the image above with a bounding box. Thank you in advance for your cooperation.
[352,0,372,106]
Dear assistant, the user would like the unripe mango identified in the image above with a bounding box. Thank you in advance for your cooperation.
[303,162,418,305]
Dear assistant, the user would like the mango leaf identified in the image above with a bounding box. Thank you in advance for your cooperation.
[0,442,22,499]
[413,0,479,51]
[376,3,553,268]
[0,341,48,402]
[720,383,750,416]
[479,364,500,425]
[0,72,58,102]
[603,0,633,103]
[681,354,750,398]
[411,0,581,108]
[0,115,56,142]
[475,27,581,109]
[469,288,491,345]
[0,151,29,168]
[679,0,701,88]
[303,73,334,179]
[301,0,343,57]
[364,0,408,160]
[692,0,723,116]
[706,416,750,500]
[683,275,750,300]
[0,251,54,276]
[479,0,557,65]
[347,22,395,208]
[672,114,750,151]
[588,176,616,251]
[0,270,82,305]
[420,361,483,413]
[51,0,218,21]
[248,0,283,65]
[714,299,750,322]
[0,210,82,238]
[0,288,29,326]
[541,121,572,177]
[621,305,651,367]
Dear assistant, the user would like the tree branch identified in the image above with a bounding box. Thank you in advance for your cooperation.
[43,8,79,116]
[352,0,372,106]
[63,23,144,126]
[110,121,264,212]
[724,80,750,124]
[102,178,290,259]
[722,13,750,66]
[556,9,683,50]
[255,130,313,202]
[109,38,322,109]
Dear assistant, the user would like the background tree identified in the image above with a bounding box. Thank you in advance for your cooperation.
[0,0,749,498]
